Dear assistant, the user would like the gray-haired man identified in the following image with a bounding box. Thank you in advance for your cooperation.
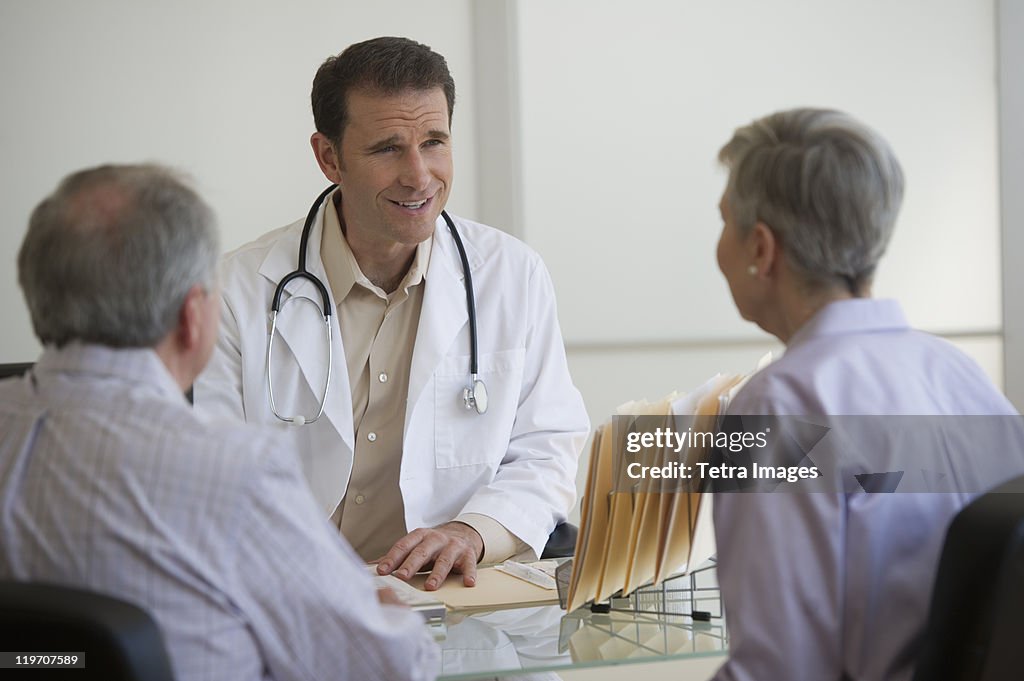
[0,164,439,681]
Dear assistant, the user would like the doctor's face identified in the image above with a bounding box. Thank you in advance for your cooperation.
[331,87,453,251]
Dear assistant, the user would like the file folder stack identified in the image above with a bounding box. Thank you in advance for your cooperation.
[565,355,772,612]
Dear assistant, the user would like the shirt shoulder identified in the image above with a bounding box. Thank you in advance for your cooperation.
[0,375,32,406]
[731,327,1014,416]
[103,392,297,500]
[219,220,302,277]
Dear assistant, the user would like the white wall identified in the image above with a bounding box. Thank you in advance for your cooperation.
[1,1,1007,431]
[475,1,1004,519]
[999,0,1024,410]
[0,0,478,362]
[503,0,1003,429]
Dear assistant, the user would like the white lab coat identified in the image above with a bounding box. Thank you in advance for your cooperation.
[193,200,590,556]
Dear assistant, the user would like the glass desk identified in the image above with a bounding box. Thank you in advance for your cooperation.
[433,580,728,680]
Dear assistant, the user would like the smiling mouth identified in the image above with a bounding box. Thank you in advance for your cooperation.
[391,197,430,210]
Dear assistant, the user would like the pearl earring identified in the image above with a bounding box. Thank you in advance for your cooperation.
[747,265,758,276]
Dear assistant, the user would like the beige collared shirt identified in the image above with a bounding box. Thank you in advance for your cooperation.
[321,196,525,563]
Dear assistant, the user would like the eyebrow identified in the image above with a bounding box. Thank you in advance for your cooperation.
[364,129,451,153]
[365,135,402,153]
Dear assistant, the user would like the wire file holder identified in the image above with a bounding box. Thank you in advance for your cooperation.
[556,557,723,622]
[613,559,723,621]
[555,559,727,657]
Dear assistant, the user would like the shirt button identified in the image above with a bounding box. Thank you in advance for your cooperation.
[355,494,366,505]
[378,372,388,383]
[367,432,377,442]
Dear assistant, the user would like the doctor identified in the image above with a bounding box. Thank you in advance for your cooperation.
[194,37,589,590]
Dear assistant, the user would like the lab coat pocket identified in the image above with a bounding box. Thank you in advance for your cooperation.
[434,349,525,468]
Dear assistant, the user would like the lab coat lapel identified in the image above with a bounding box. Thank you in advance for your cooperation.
[406,217,475,421]
[257,206,355,454]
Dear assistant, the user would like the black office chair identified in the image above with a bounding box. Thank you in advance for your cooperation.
[0,362,33,380]
[0,581,174,681]
[912,475,1024,681]
[542,522,578,559]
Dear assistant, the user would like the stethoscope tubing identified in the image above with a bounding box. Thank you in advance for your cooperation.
[268,185,485,424]
[270,183,337,316]
[441,211,479,378]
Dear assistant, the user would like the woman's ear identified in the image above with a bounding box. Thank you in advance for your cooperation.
[749,221,780,278]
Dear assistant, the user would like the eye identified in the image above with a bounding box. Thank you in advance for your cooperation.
[375,145,398,154]
[423,139,445,148]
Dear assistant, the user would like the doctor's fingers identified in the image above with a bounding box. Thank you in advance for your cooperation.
[381,528,448,579]
[424,543,477,591]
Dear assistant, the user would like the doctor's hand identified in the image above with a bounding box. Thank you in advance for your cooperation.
[376,521,484,591]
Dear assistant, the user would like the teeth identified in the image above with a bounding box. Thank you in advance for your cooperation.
[398,200,426,208]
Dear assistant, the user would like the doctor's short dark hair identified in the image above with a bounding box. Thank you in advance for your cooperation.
[17,164,219,349]
[311,36,456,146]
[719,108,904,295]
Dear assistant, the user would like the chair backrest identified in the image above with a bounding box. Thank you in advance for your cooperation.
[912,475,1024,681]
[0,581,175,681]
[0,362,33,380]
[541,522,578,559]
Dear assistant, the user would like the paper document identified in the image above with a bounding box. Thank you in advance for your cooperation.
[407,565,561,612]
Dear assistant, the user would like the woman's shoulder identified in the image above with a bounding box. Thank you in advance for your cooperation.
[730,328,1013,416]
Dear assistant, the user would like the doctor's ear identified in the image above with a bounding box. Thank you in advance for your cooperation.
[311,132,343,184]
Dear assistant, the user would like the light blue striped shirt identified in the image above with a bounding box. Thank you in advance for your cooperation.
[0,343,439,681]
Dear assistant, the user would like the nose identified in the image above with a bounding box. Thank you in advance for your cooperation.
[399,148,431,192]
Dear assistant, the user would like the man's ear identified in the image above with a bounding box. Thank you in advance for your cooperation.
[750,221,780,278]
[176,284,206,352]
[311,132,343,184]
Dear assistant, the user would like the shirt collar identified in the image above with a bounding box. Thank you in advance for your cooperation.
[33,342,185,402]
[320,194,432,302]
[788,298,910,349]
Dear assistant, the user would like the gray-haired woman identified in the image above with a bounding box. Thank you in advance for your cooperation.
[709,108,1023,681]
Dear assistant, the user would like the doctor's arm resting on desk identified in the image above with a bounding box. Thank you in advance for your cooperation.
[192,36,589,589]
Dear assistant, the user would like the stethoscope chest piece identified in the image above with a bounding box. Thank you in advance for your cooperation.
[464,378,488,415]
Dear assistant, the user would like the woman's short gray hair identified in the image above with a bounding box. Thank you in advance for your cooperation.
[719,108,904,292]
[17,164,219,348]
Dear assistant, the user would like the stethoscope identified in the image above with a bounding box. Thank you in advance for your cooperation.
[266,184,488,426]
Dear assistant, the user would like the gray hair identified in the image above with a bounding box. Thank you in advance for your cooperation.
[17,164,219,348]
[718,108,904,293]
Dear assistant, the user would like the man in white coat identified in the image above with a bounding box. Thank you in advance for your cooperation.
[194,37,589,590]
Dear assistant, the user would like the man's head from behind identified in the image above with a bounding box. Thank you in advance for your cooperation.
[311,36,456,147]
[18,164,221,385]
